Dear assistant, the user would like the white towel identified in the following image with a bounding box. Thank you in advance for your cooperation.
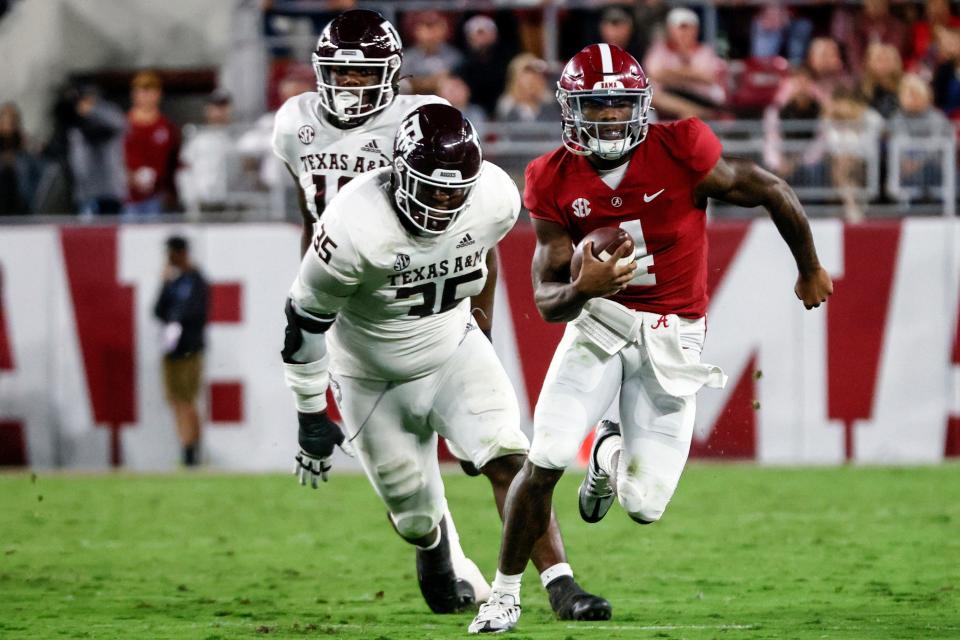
[574,298,727,396]
[571,298,641,355]
[638,312,727,396]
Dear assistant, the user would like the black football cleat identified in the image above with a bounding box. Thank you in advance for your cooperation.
[546,575,612,621]
[415,518,478,614]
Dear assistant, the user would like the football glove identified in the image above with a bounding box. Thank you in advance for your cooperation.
[294,411,354,487]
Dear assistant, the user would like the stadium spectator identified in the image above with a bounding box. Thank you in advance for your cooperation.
[750,3,812,65]
[237,72,313,193]
[909,0,960,73]
[456,14,511,117]
[764,67,826,180]
[494,53,560,123]
[890,73,950,199]
[437,75,487,138]
[777,68,825,123]
[154,235,208,467]
[643,7,726,120]
[177,89,234,215]
[599,6,639,58]
[933,27,960,115]
[65,85,127,216]
[631,0,671,60]
[124,71,180,216]
[0,102,41,216]
[894,73,951,132]
[402,11,464,95]
[831,0,909,75]
[772,37,851,111]
[821,88,884,223]
[805,38,851,100]
[858,43,904,118]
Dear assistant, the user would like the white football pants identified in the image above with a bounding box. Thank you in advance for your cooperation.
[330,328,529,540]
[528,317,706,523]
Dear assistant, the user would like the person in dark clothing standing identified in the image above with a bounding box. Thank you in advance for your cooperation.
[153,235,208,466]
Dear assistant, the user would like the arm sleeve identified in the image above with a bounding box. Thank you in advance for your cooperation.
[283,212,361,413]
[523,157,566,228]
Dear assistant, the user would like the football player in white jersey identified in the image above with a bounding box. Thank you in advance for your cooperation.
[272,9,446,256]
[272,9,488,479]
[281,103,611,619]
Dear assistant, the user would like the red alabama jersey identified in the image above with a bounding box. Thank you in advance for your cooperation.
[525,117,722,318]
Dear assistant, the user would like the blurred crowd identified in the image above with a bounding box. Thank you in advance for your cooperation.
[2,0,960,220]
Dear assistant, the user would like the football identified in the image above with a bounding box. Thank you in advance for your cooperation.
[570,226,636,281]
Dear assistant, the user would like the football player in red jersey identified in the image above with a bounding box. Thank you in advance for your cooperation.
[469,43,833,634]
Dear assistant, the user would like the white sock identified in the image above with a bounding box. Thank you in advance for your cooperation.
[540,562,573,588]
[596,434,622,476]
[492,570,522,599]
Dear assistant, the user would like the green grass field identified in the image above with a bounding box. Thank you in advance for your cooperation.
[2,464,958,639]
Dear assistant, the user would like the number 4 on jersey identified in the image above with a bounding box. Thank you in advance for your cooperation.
[619,220,656,286]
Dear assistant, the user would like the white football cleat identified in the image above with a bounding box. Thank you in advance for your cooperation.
[578,420,621,523]
[468,592,521,634]
[454,555,491,603]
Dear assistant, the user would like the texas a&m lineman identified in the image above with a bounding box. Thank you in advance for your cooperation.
[469,44,833,633]
[281,104,611,618]
[272,9,495,479]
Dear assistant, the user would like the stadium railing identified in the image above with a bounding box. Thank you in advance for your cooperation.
[887,126,958,216]
[57,117,952,224]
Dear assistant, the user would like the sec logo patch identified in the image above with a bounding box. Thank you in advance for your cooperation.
[611,196,623,208]
[572,197,591,218]
[298,125,315,145]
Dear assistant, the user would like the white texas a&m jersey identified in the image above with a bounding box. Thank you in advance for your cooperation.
[272,92,447,219]
[289,161,520,381]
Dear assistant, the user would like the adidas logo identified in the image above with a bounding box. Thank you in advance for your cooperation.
[360,139,380,153]
[455,233,475,249]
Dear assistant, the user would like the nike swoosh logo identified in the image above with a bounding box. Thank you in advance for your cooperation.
[643,189,665,203]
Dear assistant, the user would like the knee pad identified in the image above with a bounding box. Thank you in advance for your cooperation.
[528,397,589,471]
[392,512,439,541]
[474,427,530,470]
[527,434,581,471]
[616,471,675,524]
[375,456,426,503]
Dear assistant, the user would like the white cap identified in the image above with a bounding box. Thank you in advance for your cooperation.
[666,7,700,28]
[464,15,497,37]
